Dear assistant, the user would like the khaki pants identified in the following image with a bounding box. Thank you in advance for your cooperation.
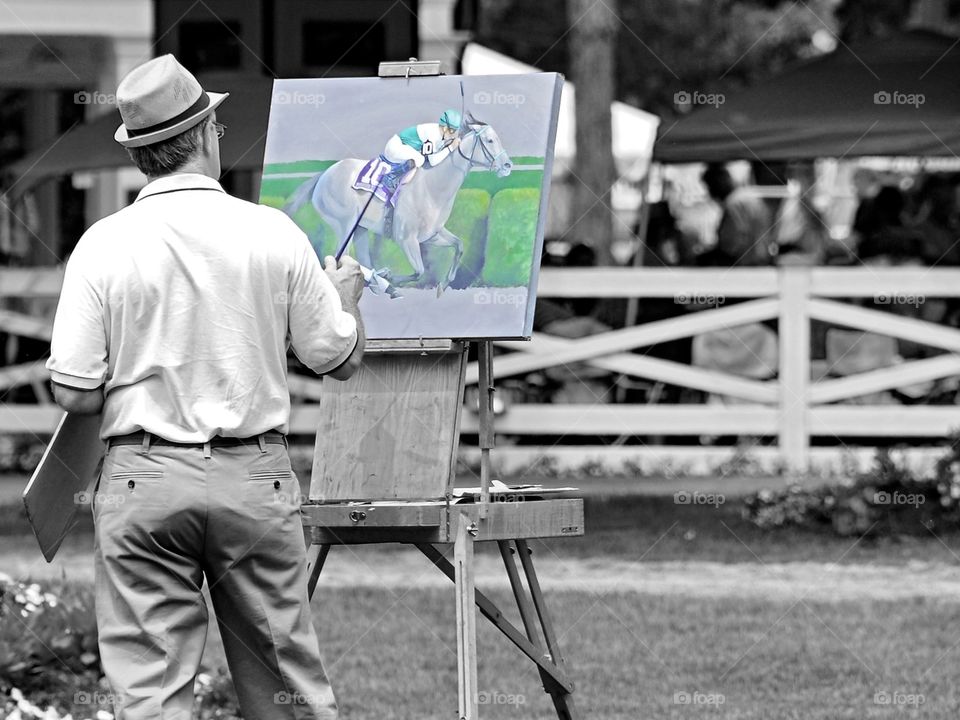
[93,436,337,720]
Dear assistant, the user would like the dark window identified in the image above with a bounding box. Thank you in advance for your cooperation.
[0,89,27,167]
[301,21,385,70]
[454,0,478,31]
[179,21,243,72]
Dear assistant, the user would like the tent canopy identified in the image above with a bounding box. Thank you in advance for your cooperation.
[654,30,960,163]
[5,78,274,194]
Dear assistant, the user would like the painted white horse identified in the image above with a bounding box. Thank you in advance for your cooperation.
[283,114,512,292]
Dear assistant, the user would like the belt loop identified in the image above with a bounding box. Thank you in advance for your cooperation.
[104,437,112,452]
[140,432,151,455]
[203,440,212,459]
[257,434,267,453]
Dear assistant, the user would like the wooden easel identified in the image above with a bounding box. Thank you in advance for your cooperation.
[301,59,581,718]
[302,339,583,719]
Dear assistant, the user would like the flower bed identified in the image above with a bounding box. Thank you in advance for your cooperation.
[0,575,241,719]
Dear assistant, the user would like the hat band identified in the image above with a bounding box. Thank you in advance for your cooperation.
[125,91,211,139]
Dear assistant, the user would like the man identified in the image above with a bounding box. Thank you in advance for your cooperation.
[46,55,364,719]
[378,109,462,238]
[700,163,774,266]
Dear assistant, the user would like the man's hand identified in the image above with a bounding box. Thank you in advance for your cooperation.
[322,254,366,381]
[323,255,364,307]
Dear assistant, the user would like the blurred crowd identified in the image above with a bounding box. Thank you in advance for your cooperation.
[647,163,960,272]
[525,162,960,412]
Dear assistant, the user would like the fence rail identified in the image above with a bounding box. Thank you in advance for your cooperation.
[3,266,960,471]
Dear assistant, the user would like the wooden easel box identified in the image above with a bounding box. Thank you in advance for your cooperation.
[310,339,466,502]
[307,339,584,540]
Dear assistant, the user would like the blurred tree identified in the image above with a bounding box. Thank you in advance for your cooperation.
[476,0,840,116]
[567,0,617,264]
[836,0,914,41]
[473,0,918,261]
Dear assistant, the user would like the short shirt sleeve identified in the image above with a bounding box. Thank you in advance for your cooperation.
[46,236,108,389]
[285,227,358,374]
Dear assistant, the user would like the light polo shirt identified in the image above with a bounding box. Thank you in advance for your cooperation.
[46,173,357,442]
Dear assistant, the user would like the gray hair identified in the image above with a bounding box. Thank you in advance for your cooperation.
[126,117,209,177]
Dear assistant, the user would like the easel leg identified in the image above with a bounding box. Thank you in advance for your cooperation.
[455,514,478,720]
[306,543,330,599]
[500,540,579,720]
[497,541,541,643]
[415,543,575,695]
[515,540,578,720]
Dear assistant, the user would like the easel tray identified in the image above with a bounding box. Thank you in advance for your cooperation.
[302,498,584,544]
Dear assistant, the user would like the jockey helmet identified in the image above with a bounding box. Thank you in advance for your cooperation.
[439,109,462,130]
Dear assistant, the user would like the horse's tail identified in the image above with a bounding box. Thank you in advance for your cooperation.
[282,172,322,217]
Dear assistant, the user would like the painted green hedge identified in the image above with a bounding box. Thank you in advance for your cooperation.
[482,187,541,287]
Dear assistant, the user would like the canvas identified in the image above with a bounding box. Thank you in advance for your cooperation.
[258,73,563,339]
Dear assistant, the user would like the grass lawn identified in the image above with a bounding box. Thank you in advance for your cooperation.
[233,587,960,719]
[5,482,960,718]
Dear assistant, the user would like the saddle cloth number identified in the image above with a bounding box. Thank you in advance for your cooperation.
[353,157,393,202]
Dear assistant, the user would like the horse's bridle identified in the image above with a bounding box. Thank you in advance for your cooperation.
[457,125,508,170]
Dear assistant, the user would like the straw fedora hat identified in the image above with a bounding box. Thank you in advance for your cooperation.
[114,55,229,148]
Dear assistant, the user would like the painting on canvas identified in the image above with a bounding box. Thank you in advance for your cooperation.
[258,72,563,339]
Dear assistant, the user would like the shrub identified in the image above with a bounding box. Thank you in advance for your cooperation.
[0,575,242,719]
[743,444,960,536]
[0,575,101,717]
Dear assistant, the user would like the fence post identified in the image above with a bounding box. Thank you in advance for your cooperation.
[778,266,810,470]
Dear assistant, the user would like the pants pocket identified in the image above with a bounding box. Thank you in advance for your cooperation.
[245,471,301,510]
[97,470,165,510]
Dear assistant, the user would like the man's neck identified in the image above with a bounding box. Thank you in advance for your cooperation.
[147,168,218,184]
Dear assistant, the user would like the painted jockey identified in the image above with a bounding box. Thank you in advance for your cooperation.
[379,109,462,238]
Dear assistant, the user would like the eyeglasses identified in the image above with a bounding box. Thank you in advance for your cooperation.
[212,122,226,139]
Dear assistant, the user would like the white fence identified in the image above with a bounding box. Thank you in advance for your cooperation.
[3,266,960,472]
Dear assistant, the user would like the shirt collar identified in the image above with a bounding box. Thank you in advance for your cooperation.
[136,173,226,202]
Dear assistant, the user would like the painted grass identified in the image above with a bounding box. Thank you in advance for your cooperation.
[256,158,543,288]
